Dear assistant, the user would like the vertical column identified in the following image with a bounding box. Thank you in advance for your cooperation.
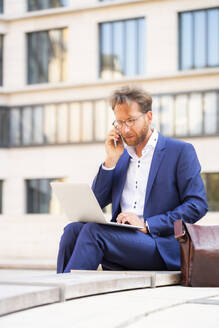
[3,178,25,215]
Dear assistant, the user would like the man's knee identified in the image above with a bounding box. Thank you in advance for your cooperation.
[60,222,84,246]
[81,222,99,233]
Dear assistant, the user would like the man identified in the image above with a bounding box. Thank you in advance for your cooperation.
[57,86,208,273]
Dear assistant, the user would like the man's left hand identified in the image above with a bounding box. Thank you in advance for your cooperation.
[116,212,148,234]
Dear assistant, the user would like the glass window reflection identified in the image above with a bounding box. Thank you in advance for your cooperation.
[151,96,160,131]
[94,100,107,141]
[194,11,206,68]
[179,8,219,70]
[57,103,68,143]
[204,93,217,135]
[22,107,32,145]
[100,18,146,79]
[175,95,188,136]
[28,0,68,11]
[180,13,193,70]
[28,28,67,84]
[202,173,219,211]
[208,9,219,66]
[44,105,57,143]
[159,96,174,136]
[10,109,21,146]
[33,106,43,144]
[188,93,202,135]
[112,22,124,78]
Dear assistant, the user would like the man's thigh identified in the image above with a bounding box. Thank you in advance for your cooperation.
[90,223,166,270]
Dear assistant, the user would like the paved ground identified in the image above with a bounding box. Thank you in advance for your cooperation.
[0,269,219,328]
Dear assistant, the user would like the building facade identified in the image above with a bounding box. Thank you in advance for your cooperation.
[0,0,219,268]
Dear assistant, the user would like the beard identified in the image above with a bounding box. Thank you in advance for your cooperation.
[122,124,149,146]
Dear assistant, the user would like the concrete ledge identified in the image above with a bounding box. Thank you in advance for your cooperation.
[0,270,181,316]
[0,284,59,317]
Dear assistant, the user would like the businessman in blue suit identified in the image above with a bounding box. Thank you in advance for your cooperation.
[57,86,208,273]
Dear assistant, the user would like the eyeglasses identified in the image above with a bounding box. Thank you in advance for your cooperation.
[112,113,145,129]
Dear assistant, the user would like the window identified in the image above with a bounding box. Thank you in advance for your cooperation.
[27,0,68,11]
[26,178,63,213]
[202,173,219,211]
[179,8,219,70]
[0,108,9,146]
[4,89,219,148]
[99,18,146,79]
[27,28,67,84]
[0,0,3,13]
[152,90,219,138]
[0,180,2,213]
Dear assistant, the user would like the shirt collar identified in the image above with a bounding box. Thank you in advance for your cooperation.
[125,128,158,159]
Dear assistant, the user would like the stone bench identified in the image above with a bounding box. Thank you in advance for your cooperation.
[0,270,181,316]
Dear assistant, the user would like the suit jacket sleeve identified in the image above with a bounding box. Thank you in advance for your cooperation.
[146,143,208,237]
[92,165,114,209]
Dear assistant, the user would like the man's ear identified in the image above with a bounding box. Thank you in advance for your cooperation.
[146,111,152,123]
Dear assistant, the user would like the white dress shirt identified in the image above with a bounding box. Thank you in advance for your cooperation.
[102,129,158,222]
[120,129,158,221]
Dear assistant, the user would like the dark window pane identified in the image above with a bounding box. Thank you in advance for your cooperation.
[0,108,9,146]
[100,23,112,79]
[112,22,124,78]
[0,0,3,13]
[125,20,137,76]
[175,95,188,136]
[33,106,44,144]
[180,12,193,70]
[188,93,202,135]
[22,107,32,145]
[44,104,57,143]
[138,18,146,75]
[180,8,219,70]
[205,173,219,211]
[27,29,67,84]
[100,18,146,79]
[208,9,219,66]
[26,178,56,213]
[194,10,206,68]
[27,0,68,11]
[0,180,2,213]
[10,108,21,146]
[204,92,217,135]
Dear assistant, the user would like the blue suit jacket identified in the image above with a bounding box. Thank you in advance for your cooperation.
[92,133,208,270]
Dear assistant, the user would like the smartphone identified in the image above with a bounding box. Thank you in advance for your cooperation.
[114,132,123,147]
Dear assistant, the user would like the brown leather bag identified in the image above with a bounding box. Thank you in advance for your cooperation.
[174,219,219,287]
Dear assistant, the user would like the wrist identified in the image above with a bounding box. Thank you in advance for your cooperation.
[104,157,118,168]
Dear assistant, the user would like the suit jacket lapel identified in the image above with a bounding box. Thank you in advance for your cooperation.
[144,133,166,212]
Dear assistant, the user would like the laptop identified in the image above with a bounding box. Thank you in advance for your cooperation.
[51,182,144,230]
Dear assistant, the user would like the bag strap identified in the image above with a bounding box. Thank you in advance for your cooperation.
[174,220,187,242]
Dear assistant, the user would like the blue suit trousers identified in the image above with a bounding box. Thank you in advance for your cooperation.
[57,222,167,273]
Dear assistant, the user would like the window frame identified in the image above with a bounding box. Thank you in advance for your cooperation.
[27,0,68,12]
[27,28,67,85]
[99,17,146,79]
[178,7,219,70]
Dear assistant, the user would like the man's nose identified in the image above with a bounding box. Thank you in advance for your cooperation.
[121,123,130,133]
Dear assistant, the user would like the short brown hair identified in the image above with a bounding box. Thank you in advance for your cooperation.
[110,85,152,113]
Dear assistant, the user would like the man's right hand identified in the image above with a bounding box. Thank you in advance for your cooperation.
[104,128,124,168]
